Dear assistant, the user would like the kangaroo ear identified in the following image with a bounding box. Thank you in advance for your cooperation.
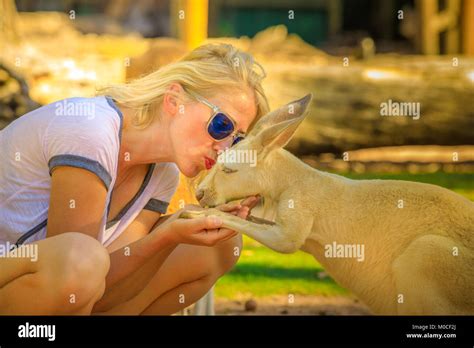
[251,93,313,135]
[254,94,312,157]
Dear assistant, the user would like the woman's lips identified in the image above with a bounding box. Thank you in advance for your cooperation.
[204,157,216,170]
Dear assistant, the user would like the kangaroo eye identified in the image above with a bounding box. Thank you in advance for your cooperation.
[222,167,238,174]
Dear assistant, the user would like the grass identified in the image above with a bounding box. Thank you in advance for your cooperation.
[214,240,348,298]
[214,171,474,299]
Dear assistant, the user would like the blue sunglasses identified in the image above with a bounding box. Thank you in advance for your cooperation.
[194,95,245,146]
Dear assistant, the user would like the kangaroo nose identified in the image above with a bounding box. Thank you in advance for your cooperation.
[195,189,204,201]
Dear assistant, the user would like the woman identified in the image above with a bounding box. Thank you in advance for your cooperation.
[0,43,269,315]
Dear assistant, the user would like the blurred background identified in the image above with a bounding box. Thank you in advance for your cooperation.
[1,0,473,315]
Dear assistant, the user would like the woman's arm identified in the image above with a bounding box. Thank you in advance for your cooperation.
[106,218,178,292]
[47,166,107,238]
[103,208,241,289]
[102,198,260,291]
[47,167,233,291]
[48,167,172,287]
[104,210,177,289]
[47,167,256,301]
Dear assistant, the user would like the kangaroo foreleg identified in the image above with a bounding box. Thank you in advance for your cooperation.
[180,209,305,253]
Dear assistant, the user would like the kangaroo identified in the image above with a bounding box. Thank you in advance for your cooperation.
[182,94,474,315]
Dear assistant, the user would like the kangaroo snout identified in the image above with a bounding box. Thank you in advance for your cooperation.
[195,187,220,207]
[195,189,204,201]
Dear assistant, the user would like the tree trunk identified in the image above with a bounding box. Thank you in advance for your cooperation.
[0,0,21,47]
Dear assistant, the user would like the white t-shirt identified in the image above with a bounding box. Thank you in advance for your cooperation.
[0,96,179,254]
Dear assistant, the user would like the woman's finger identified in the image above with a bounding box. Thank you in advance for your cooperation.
[174,215,223,232]
[215,227,232,234]
[240,195,260,209]
[217,202,241,212]
[194,228,236,245]
[217,230,239,243]
[236,206,250,219]
[214,229,238,242]
[240,197,254,207]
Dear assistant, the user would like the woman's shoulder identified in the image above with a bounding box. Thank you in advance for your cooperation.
[44,96,122,149]
[50,95,122,133]
[43,96,124,187]
[1,96,120,138]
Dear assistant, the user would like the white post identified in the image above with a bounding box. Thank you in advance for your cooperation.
[193,286,215,315]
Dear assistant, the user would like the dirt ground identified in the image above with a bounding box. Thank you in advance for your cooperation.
[214,295,372,315]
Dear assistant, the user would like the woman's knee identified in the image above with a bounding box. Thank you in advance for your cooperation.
[0,233,109,314]
[44,232,110,312]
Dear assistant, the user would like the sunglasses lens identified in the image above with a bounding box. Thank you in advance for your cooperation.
[208,112,234,140]
[232,136,244,146]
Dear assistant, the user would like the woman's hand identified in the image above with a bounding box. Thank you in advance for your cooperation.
[182,195,261,241]
[158,211,232,247]
[156,195,261,247]
[215,195,261,219]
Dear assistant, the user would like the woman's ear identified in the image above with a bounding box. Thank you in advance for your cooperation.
[163,83,185,116]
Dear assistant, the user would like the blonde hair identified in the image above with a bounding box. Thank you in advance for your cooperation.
[97,43,270,130]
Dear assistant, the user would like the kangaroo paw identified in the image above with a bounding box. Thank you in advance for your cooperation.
[180,210,276,227]
[179,209,224,219]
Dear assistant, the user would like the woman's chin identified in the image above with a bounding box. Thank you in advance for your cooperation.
[180,164,201,178]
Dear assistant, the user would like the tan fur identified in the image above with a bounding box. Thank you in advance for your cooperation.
[184,94,474,315]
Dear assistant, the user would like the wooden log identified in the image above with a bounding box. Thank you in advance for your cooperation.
[261,55,474,155]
